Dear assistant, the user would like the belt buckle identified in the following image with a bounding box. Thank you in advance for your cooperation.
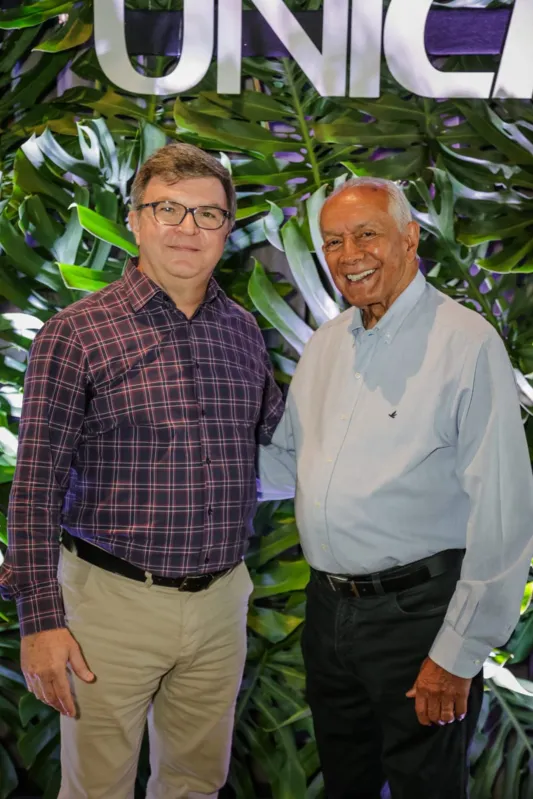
[179,574,213,592]
[350,581,360,598]
[326,574,338,592]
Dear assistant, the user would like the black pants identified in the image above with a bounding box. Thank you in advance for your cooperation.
[301,564,484,799]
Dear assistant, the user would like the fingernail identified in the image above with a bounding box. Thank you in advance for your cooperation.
[458,714,466,721]
[438,721,446,726]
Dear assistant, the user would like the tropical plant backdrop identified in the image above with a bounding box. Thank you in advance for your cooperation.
[0,1,532,798]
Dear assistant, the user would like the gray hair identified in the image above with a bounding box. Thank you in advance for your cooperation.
[322,177,412,231]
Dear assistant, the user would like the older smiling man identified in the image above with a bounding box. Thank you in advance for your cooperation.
[260,177,533,799]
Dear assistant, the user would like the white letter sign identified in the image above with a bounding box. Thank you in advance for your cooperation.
[92,1,533,101]
[493,0,533,99]
[218,0,349,96]
[93,0,214,96]
[384,0,495,99]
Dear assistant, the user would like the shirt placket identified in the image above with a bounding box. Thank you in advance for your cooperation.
[187,317,214,570]
[321,330,379,569]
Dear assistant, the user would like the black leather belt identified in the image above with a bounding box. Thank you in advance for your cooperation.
[313,549,465,598]
[61,530,236,591]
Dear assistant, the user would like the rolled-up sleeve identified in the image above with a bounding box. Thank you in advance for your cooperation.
[257,394,297,501]
[0,317,87,636]
[430,332,533,677]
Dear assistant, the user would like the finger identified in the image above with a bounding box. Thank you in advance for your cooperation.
[455,693,468,720]
[427,694,442,724]
[28,679,46,703]
[23,672,39,695]
[23,673,37,694]
[440,697,455,724]
[68,644,94,684]
[414,690,431,726]
[29,675,52,707]
[37,674,65,714]
[52,672,77,717]
[405,686,416,698]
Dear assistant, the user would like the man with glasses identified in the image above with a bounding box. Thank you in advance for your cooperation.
[0,143,284,798]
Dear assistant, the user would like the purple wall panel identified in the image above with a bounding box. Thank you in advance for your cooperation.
[124,8,511,58]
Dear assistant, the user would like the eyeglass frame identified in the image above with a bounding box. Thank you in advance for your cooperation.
[135,200,232,230]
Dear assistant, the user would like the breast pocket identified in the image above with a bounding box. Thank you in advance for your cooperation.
[84,356,184,436]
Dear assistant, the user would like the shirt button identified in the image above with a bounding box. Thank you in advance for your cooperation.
[207,507,213,515]
[314,500,321,507]
[205,457,211,465]
[340,414,348,420]
[201,408,206,416]
[321,544,328,551]
[195,362,200,369]
[354,372,361,379]
[326,457,333,463]
[204,555,210,564]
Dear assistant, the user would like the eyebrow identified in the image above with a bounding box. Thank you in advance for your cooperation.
[322,221,380,236]
[150,198,227,209]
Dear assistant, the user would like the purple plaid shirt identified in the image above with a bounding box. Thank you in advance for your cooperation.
[0,261,284,636]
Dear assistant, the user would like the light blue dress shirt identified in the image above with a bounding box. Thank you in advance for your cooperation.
[259,270,533,678]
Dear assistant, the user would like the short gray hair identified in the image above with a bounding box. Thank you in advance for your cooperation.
[322,177,412,231]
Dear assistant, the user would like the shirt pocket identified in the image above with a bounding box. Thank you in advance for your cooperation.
[83,351,184,436]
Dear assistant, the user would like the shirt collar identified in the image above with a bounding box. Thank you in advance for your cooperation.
[350,269,426,342]
[121,259,224,313]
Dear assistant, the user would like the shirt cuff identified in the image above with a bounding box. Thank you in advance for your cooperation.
[15,582,66,638]
[429,621,491,678]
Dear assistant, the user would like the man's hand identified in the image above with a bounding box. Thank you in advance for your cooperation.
[21,628,95,717]
[406,657,472,726]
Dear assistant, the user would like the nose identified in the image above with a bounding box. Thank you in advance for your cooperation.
[176,209,200,236]
[340,235,364,262]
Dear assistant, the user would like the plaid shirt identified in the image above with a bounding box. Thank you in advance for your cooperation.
[0,261,284,636]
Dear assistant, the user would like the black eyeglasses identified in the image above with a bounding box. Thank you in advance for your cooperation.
[136,201,231,230]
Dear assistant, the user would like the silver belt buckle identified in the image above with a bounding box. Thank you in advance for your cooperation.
[326,573,352,593]
[350,581,360,598]
[326,573,361,597]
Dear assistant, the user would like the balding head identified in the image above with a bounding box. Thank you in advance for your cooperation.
[320,177,412,233]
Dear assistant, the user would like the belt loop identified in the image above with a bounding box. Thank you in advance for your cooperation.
[372,575,386,596]
[144,571,154,588]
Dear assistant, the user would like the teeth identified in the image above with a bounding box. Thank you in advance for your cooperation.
[347,269,375,283]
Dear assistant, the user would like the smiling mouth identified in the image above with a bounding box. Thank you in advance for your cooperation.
[169,245,200,252]
[345,269,376,283]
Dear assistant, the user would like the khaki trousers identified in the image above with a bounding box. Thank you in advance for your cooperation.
[57,545,253,799]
